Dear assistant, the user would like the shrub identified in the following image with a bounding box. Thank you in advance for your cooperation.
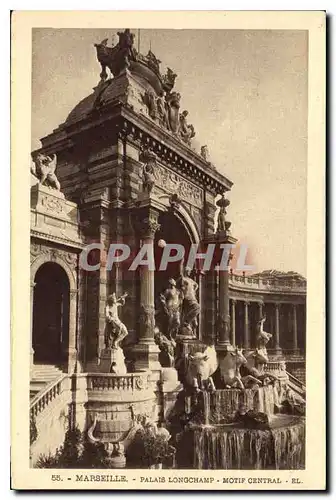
[126,428,175,468]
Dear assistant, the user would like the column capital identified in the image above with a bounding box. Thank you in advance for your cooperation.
[135,214,161,239]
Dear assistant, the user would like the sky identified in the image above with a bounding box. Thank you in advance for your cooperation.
[32,28,308,276]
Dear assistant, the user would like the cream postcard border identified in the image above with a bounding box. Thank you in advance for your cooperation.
[11,10,326,490]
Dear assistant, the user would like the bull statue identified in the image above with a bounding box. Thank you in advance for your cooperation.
[94,30,137,81]
[219,347,247,389]
[185,345,218,392]
[241,349,278,387]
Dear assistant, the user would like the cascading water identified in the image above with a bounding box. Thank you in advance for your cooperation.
[175,388,305,470]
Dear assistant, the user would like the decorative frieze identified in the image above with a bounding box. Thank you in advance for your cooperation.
[152,162,203,209]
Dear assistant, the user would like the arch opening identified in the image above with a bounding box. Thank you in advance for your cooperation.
[32,262,70,366]
[154,211,193,296]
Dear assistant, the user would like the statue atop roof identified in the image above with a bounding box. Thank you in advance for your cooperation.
[94,29,138,81]
[94,28,196,147]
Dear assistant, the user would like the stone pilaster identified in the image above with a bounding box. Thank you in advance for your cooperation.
[30,281,36,369]
[67,288,78,374]
[258,301,264,320]
[244,301,250,349]
[231,299,236,347]
[274,302,282,353]
[292,303,298,351]
[217,266,231,348]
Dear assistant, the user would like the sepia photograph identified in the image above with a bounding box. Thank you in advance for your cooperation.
[11,10,325,490]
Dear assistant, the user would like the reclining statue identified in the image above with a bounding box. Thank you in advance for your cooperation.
[241,349,278,387]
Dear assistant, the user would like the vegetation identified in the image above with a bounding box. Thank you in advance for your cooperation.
[35,426,109,469]
[126,427,175,469]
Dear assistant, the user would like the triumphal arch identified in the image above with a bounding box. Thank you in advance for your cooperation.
[29,29,306,468]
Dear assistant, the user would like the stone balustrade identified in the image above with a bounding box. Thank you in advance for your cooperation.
[30,374,68,419]
[229,273,306,293]
[87,372,150,392]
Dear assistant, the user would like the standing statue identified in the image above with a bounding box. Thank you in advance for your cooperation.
[146,50,161,73]
[165,92,181,133]
[142,90,158,120]
[156,90,169,128]
[104,292,129,349]
[162,67,177,93]
[200,145,210,162]
[179,110,196,144]
[179,268,200,336]
[31,153,60,191]
[154,327,176,367]
[256,316,272,360]
[159,278,182,339]
[140,149,157,195]
[216,194,231,234]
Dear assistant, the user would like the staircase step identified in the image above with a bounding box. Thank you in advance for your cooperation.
[30,365,64,402]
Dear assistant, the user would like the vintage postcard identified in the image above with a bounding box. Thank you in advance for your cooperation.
[11,10,325,490]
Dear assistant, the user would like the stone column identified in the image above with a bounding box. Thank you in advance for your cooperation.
[258,301,264,320]
[30,280,36,369]
[132,210,161,372]
[244,301,250,349]
[231,299,236,347]
[274,302,281,352]
[217,266,231,348]
[292,303,298,351]
[67,289,78,374]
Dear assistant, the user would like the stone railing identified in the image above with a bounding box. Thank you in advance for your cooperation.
[282,349,305,360]
[87,371,150,392]
[229,272,306,294]
[263,360,287,379]
[30,374,68,419]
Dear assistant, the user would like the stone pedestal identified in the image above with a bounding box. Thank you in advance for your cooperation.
[98,347,127,374]
[30,183,80,242]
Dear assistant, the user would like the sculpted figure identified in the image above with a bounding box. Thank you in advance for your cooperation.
[94,29,137,81]
[146,50,161,73]
[240,349,278,387]
[140,149,157,195]
[180,268,200,336]
[256,316,272,359]
[200,145,210,162]
[179,110,196,144]
[154,327,176,368]
[165,91,181,133]
[142,90,158,119]
[219,348,247,389]
[104,292,129,349]
[31,153,60,191]
[117,28,137,65]
[185,344,218,392]
[216,194,231,233]
[156,91,169,128]
[159,278,182,339]
[162,67,177,93]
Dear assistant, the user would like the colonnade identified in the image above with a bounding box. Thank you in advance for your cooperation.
[229,299,305,353]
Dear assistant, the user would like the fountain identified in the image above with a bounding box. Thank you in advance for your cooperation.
[169,334,305,470]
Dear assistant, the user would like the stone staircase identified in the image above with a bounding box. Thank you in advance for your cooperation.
[30,364,64,400]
